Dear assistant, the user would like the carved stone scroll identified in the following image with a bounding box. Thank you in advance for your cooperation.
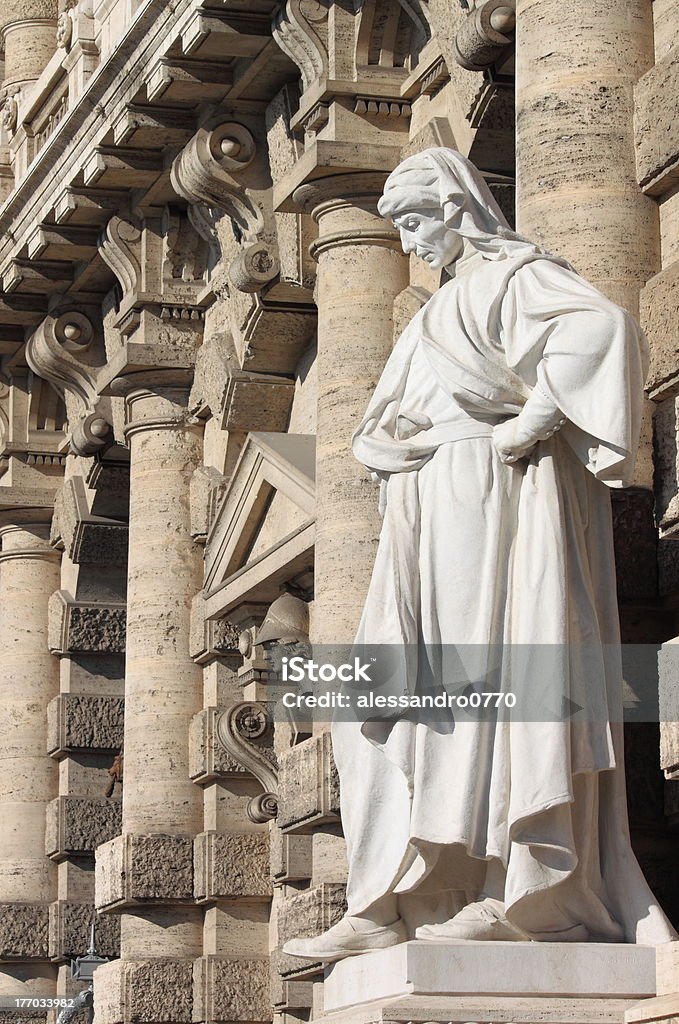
[25,310,112,457]
[216,701,278,823]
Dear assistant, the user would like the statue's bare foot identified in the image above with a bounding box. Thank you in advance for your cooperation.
[283,915,407,962]
[415,897,530,941]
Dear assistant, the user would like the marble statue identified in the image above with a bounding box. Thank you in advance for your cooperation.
[283,149,676,961]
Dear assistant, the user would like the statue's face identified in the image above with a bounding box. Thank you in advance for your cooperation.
[393,207,463,269]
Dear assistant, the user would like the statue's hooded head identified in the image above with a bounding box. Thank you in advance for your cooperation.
[378,148,541,266]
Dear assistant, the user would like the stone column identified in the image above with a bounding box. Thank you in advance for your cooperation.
[0,518,60,999]
[0,1,58,89]
[515,0,658,318]
[122,386,203,837]
[95,385,204,1024]
[515,0,659,489]
[294,176,409,645]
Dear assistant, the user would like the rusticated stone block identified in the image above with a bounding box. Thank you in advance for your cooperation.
[194,955,271,1023]
[194,832,271,902]
[270,830,312,882]
[48,900,120,961]
[47,694,124,756]
[276,732,340,832]
[643,263,679,400]
[46,796,122,861]
[635,46,679,195]
[47,592,126,654]
[277,883,346,976]
[189,708,249,783]
[96,834,194,911]
[93,957,193,1024]
[0,903,49,959]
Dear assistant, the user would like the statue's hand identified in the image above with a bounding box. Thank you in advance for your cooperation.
[492,418,537,465]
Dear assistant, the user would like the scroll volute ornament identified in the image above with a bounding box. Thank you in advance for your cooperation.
[26,311,112,457]
[171,121,261,236]
[171,121,281,293]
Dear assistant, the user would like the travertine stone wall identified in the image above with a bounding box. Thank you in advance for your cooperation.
[0,520,60,1000]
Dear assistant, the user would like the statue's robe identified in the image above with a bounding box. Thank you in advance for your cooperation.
[332,249,675,943]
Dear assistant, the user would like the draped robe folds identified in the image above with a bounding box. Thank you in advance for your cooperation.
[331,249,676,944]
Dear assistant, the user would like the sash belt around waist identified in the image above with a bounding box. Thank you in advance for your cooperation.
[407,420,498,447]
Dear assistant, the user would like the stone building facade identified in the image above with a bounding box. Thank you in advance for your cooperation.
[0,1,678,1024]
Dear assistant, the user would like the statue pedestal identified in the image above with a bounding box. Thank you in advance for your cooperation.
[321,941,657,1024]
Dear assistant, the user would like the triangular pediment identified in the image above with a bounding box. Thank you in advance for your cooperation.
[204,432,315,608]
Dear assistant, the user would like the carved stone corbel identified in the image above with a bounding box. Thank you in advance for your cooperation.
[454,0,515,71]
[170,120,280,293]
[272,0,328,94]
[25,310,112,457]
[216,701,278,823]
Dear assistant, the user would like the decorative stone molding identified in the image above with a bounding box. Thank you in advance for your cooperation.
[276,732,340,831]
[98,208,210,333]
[216,702,278,823]
[190,466,228,544]
[0,903,50,960]
[454,0,515,71]
[45,796,122,860]
[95,834,194,912]
[99,216,141,299]
[190,595,239,663]
[47,589,126,654]
[47,694,125,757]
[25,309,112,456]
[193,832,272,902]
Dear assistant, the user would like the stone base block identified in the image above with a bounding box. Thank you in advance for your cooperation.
[626,992,679,1024]
[93,958,193,1024]
[323,942,656,1022]
[95,834,193,911]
